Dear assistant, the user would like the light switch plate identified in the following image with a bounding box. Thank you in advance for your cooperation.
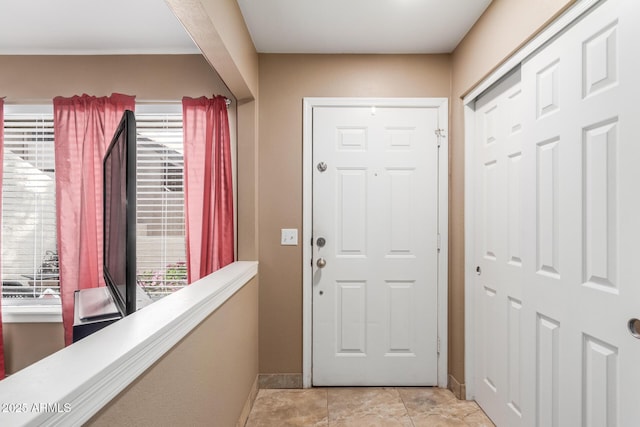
[281,228,298,246]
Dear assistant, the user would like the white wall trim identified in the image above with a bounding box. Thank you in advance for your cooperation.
[463,101,477,400]
[436,100,449,390]
[302,98,314,388]
[463,0,605,399]
[1,303,62,323]
[0,261,258,426]
[302,97,449,388]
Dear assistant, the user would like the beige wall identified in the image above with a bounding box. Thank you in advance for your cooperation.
[88,277,259,427]
[257,54,450,373]
[448,0,576,385]
[2,322,64,375]
[0,52,238,375]
[0,54,233,102]
[257,1,576,381]
[166,0,259,101]
[167,0,262,267]
[237,100,260,261]
[1,41,261,426]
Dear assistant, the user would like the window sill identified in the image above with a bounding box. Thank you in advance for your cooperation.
[1,300,62,323]
[0,261,258,426]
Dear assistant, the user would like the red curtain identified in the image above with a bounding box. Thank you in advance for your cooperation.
[53,93,135,345]
[182,96,234,283]
[0,98,6,378]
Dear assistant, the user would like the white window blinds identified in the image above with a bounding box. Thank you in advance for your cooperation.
[135,112,187,299]
[1,112,59,299]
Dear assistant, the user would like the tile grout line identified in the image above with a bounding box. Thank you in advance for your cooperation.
[396,387,417,427]
[324,388,330,426]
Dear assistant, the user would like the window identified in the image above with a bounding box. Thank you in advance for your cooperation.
[1,109,59,300]
[1,105,187,302]
[135,109,187,299]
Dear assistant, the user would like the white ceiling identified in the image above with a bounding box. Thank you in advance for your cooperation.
[0,0,200,55]
[238,0,493,54]
[0,0,492,55]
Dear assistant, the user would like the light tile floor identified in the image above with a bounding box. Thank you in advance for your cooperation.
[245,387,495,426]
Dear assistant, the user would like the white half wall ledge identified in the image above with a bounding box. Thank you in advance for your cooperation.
[0,260,258,427]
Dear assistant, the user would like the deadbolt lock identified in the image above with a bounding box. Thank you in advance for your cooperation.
[317,162,327,172]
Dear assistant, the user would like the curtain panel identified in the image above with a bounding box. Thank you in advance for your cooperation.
[53,93,135,345]
[0,98,5,378]
[182,96,234,283]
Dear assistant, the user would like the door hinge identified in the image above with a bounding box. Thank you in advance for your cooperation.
[435,128,447,147]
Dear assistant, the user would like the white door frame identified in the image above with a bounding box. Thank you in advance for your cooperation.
[302,97,449,388]
[463,0,605,399]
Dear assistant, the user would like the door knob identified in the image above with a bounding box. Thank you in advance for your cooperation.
[316,258,327,268]
[629,318,640,339]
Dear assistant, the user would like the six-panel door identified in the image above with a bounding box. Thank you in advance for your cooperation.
[312,106,440,386]
[473,0,640,424]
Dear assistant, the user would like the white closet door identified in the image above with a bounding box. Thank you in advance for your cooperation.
[520,0,640,425]
[473,70,524,427]
[471,0,640,425]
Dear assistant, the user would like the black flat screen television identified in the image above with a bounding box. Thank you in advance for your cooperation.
[103,110,137,316]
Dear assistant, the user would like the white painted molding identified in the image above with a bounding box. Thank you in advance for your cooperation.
[4,104,53,114]
[1,304,62,324]
[0,261,258,426]
[463,101,477,399]
[302,97,449,388]
[135,102,182,114]
[436,100,449,389]
[302,98,313,388]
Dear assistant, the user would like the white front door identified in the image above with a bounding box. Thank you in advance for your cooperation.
[311,104,443,386]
